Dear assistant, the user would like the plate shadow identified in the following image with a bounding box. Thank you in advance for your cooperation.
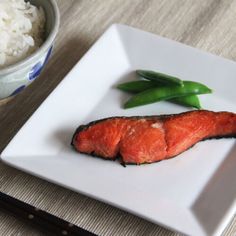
[191,142,236,235]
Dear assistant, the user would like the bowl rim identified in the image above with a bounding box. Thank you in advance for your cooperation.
[0,0,60,75]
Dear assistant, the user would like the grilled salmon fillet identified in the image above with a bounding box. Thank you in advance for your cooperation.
[71,110,236,164]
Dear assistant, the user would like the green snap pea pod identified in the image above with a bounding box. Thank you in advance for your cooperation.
[124,81,212,109]
[168,95,201,109]
[136,70,184,86]
[117,80,158,93]
[117,80,202,109]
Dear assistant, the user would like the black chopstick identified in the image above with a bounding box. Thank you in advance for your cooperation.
[0,192,96,236]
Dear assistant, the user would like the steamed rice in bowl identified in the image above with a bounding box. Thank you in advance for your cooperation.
[0,0,59,101]
[0,0,46,68]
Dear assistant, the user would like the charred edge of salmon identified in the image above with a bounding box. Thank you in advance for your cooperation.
[71,125,86,147]
[203,134,236,140]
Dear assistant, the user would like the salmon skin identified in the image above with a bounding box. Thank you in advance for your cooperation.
[71,110,236,165]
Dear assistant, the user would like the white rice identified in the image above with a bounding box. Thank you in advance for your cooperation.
[0,0,45,68]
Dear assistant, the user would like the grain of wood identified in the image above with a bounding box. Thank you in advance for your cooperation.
[0,0,236,235]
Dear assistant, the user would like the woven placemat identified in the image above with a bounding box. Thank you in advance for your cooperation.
[0,0,236,235]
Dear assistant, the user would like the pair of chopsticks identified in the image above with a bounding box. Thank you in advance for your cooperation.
[0,192,96,236]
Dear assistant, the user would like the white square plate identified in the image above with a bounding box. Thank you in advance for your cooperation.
[1,24,236,236]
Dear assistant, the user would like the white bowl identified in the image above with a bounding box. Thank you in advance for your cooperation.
[0,0,60,100]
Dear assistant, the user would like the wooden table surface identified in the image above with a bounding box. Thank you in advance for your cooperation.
[1,0,236,235]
